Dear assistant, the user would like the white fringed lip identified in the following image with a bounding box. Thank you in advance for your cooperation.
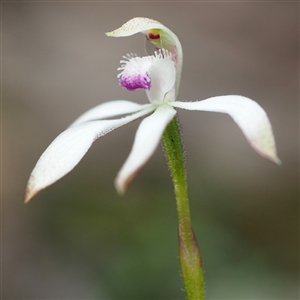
[118,49,176,104]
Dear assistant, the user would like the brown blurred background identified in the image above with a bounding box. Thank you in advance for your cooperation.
[2,1,299,299]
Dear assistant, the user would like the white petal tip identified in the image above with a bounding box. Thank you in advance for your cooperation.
[256,147,281,165]
[114,169,139,195]
[105,31,113,37]
[24,195,33,204]
[24,176,40,204]
[114,176,127,196]
[114,168,141,196]
[272,156,282,165]
[253,137,282,166]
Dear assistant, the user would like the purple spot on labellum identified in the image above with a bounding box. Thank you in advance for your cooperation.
[119,74,151,91]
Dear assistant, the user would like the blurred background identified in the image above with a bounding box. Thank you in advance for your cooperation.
[2,1,299,299]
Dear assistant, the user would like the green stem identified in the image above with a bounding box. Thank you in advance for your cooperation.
[162,116,205,300]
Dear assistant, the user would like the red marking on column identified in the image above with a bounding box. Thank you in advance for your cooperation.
[148,33,160,40]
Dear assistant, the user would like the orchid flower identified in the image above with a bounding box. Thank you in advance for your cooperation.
[24,17,281,299]
[25,17,280,204]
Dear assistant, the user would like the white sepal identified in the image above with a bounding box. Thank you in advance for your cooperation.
[106,17,169,37]
[25,106,155,203]
[115,104,176,194]
[70,100,152,127]
[171,95,281,164]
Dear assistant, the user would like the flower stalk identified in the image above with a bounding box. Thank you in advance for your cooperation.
[162,117,205,299]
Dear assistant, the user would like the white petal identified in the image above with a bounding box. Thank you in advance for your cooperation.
[25,106,155,203]
[146,50,176,104]
[115,105,176,194]
[70,100,152,127]
[171,96,281,164]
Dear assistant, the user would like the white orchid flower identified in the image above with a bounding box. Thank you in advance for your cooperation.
[25,17,281,203]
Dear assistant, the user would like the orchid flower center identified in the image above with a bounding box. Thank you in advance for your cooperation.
[118,49,176,104]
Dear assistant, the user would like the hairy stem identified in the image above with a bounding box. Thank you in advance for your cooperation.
[162,116,205,300]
